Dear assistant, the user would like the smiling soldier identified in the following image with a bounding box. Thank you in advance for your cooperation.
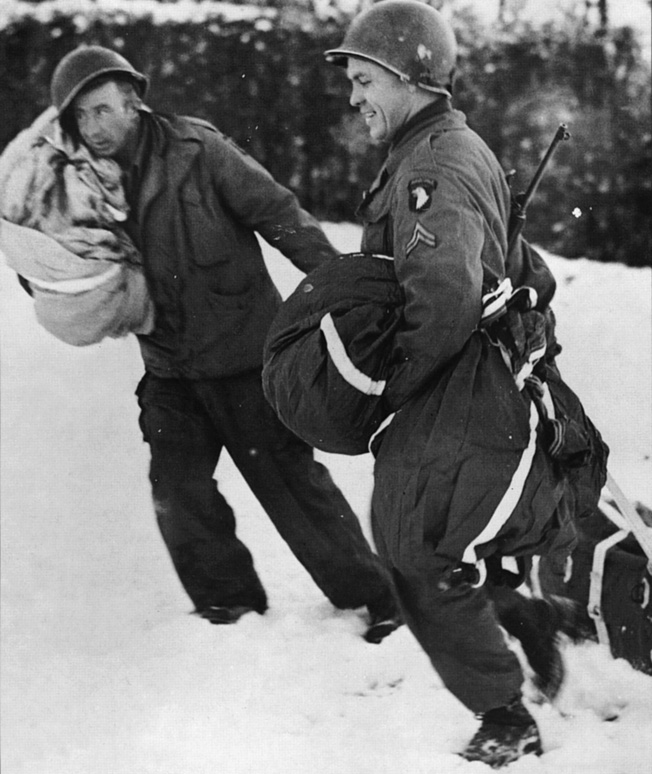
[324,1,596,767]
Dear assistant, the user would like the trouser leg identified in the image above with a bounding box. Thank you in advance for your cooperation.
[194,371,396,615]
[395,568,523,713]
[136,374,267,612]
[371,509,522,714]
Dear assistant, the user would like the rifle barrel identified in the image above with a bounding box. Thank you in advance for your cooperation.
[507,123,571,254]
[521,124,571,210]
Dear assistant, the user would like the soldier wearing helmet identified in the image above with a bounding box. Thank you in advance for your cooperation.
[38,45,402,640]
[51,46,149,146]
[325,1,581,767]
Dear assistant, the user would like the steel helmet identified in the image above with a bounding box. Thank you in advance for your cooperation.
[325,0,457,96]
[51,45,149,116]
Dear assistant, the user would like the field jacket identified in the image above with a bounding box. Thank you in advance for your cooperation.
[358,102,578,571]
[130,112,337,378]
[358,100,556,410]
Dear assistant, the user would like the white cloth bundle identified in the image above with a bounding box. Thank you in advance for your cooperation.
[0,107,154,346]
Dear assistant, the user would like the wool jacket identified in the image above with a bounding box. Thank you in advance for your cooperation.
[129,112,338,379]
[357,100,557,411]
[357,102,578,573]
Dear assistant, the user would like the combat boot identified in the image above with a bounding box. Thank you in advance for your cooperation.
[460,696,542,769]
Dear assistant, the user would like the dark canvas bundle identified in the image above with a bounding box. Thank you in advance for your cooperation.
[537,364,610,520]
[262,250,652,675]
[479,291,610,524]
[537,505,652,675]
[263,252,608,500]
[541,505,652,674]
[262,253,403,455]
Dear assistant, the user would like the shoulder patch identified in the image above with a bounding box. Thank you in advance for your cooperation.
[406,222,437,257]
[408,179,437,212]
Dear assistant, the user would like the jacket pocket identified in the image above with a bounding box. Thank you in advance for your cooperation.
[206,280,258,311]
[358,187,394,255]
[181,191,234,267]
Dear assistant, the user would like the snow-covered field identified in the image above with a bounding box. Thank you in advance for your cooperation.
[1,223,651,774]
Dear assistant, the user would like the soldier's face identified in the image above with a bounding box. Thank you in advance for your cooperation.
[73,80,140,162]
[346,59,413,144]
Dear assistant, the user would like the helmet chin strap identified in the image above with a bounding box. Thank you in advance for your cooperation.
[402,75,451,99]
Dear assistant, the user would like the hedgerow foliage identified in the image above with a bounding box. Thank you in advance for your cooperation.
[1,1,649,265]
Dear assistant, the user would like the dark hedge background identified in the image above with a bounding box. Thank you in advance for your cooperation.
[1,2,650,265]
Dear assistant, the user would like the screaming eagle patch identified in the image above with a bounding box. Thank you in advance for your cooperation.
[408,179,437,212]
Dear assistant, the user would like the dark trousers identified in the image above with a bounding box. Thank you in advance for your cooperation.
[136,370,395,615]
[371,508,525,714]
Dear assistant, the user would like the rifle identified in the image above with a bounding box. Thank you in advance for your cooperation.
[507,123,571,255]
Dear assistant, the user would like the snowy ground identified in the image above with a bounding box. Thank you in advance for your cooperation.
[1,222,651,774]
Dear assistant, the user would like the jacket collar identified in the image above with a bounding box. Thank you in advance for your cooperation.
[135,112,204,223]
[362,100,464,202]
[390,97,452,151]
[384,98,457,176]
